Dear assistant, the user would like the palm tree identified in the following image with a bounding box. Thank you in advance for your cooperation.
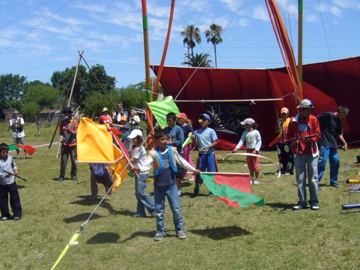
[182,53,212,67]
[180,25,201,64]
[205,24,223,68]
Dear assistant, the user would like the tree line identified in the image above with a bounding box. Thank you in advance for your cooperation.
[0,65,152,122]
[180,23,223,68]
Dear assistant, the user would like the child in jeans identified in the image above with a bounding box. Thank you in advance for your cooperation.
[129,129,155,218]
[0,143,22,221]
[149,129,200,241]
[232,118,262,184]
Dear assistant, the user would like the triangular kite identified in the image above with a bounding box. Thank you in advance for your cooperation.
[147,96,180,128]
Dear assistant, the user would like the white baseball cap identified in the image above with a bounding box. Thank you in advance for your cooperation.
[240,118,255,126]
[128,129,143,139]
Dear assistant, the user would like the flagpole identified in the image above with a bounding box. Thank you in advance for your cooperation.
[298,0,303,87]
[141,0,154,149]
[175,98,283,103]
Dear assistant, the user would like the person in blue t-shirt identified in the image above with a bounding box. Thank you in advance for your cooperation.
[190,114,218,197]
[149,129,200,241]
[164,112,185,196]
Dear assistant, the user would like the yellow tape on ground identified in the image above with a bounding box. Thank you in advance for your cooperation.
[50,232,81,270]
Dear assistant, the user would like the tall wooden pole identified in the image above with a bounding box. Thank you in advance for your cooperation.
[141,0,154,148]
[298,0,303,87]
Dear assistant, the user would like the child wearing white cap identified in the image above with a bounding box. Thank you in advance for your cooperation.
[128,129,155,218]
[232,118,262,183]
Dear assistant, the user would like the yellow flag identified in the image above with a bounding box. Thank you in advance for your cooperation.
[77,118,114,163]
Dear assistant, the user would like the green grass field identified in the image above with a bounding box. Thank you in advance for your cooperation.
[0,122,359,270]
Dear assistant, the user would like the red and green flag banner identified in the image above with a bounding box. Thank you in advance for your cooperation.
[201,172,264,208]
[8,144,36,155]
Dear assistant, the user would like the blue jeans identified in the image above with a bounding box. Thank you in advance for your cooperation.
[317,145,339,184]
[135,174,155,216]
[196,153,218,184]
[294,154,319,206]
[154,184,184,236]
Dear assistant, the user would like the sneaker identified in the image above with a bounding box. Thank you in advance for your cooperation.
[188,176,195,181]
[330,183,340,188]
[251,180,260,185]
[131,214,144,218]
[57,177,64,182]
[293,204,306,210]
[1,216,12,221]
[13,216,21,221]
[72,176,78,181]
[154,233,164,241]
[311,204,320,210]
[25,156,32,159]
[178,190,182,196]
[177,231,187,239]
[209,192,215,197]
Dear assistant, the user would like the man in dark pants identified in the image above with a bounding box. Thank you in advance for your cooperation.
[58,107,78,181]
[317,105,349,188]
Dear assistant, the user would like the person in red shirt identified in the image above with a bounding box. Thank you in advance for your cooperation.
[57,107,78,182]
[286,99,321,210]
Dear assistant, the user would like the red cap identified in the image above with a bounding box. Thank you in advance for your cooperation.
[177,112,187,119]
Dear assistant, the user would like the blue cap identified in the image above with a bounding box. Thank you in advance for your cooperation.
[200,114,211,121]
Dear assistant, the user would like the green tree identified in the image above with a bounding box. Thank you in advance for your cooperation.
[180,25,201,64]
[205,24,223,68]
[21,102,41,122]
[0,74,27,118]
[182,53,212,67]
[50,64,116,108]
[22,83,60,109]
[50,65,88,106]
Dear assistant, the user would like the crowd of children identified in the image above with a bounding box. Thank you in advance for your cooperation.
[4,99,349,241]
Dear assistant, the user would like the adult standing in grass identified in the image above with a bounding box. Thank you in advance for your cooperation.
[286,99,321,210]
[316,106,349,188]
[113,102,128,124]
[9,111,30,159]
[0,143,22,221]
[57,107,78,182]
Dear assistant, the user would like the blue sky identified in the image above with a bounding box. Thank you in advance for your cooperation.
[1,0,359,88]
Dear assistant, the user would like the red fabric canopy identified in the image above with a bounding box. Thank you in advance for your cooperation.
[152,57,360,149]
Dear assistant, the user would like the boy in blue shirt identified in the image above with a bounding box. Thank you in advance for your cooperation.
[191,114,218,196]
[0,143,22,221]
[164,112,185,196]
[149,129,200,241]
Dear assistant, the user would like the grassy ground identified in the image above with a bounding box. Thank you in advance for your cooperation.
[0,122,359,270]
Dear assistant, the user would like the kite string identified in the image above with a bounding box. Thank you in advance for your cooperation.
[80,162,129,231]
[173,1,247,101]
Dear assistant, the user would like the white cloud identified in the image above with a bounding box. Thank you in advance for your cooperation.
[73,3,106,13]
[220,0,242,12]
[315,3,342,17]
[252,5,269,21]
[333,0,360,9]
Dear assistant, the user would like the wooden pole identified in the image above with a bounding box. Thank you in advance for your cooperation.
[175,98,283,103]
[298,0,303,86]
